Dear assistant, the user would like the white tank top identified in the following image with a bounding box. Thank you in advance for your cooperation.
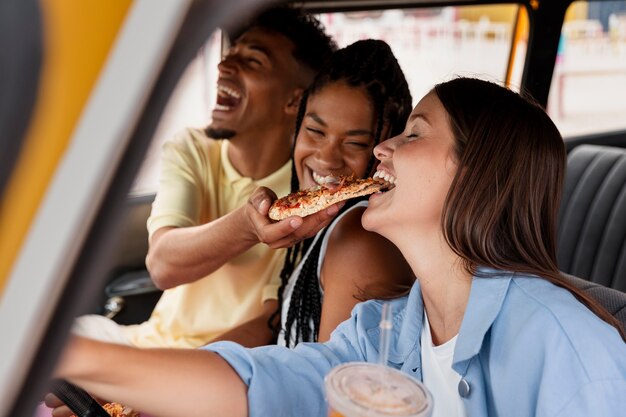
[277,200,368,347]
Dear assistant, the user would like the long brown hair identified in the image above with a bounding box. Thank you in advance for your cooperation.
[435,77,625,340]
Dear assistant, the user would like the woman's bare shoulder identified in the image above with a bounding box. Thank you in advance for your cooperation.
[322,206,414,300]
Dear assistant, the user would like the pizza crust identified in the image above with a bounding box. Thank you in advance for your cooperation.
[268,177,389,221]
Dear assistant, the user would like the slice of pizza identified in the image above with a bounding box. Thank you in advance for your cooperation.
[268,176,391,221]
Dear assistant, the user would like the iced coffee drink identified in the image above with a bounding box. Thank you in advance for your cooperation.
[325,363,432,417]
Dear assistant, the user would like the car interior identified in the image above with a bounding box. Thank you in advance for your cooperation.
[1,0,625,416]
[99,0,626,327]
[558,144,626,290]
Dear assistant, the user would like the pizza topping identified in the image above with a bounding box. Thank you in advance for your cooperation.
[268,176,393,221]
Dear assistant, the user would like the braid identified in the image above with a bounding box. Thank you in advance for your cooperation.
[268,91,309,338]
[271,40,413,347]
[286,236,321,345]
[283,200,362,347]
[269,242,299,338]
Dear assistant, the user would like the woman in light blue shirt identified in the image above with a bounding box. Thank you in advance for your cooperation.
[54,77,626,417]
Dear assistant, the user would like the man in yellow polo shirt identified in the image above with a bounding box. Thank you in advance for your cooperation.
[72,7,337,348]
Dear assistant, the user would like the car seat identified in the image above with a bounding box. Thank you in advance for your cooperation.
[557,144,626,291]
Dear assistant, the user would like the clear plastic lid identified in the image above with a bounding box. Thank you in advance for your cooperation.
[324,363,432,417]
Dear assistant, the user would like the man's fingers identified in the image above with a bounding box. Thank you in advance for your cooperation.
[257,198,270,215]
[43,393,64,408]
[290,217,334,240]
[51,406,74,417]
[259,216,303,243]
[288,217,303,229]
[258,201,346,247]
[249,187,277,215]
[43,395,74,417]
[324,201,343,218]
[248,197,270,215]
[291,202,345,234]
[267,218,335,249]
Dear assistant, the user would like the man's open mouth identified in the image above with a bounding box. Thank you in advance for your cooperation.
[215,85,242,111]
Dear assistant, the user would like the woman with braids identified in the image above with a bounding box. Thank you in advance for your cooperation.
[267,38,415,347]
[53,77,626,417]
[190,38,415,349]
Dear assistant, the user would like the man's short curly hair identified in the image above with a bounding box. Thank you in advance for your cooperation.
[233,6,337,74]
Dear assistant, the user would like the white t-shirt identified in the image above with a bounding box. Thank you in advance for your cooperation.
[421,311,467,417]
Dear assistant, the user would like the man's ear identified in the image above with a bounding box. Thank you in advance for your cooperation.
[285,88,305,115]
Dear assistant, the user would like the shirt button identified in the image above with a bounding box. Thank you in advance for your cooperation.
[458,379,471,398]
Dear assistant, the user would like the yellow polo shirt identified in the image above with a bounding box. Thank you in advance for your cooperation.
[122,128,290,348]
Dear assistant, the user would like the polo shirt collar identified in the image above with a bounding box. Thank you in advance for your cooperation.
[220,140,292,188]
[258,158,291,191]
[220,140,242,183]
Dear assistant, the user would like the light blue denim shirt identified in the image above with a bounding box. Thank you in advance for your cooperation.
[204,269,626,417]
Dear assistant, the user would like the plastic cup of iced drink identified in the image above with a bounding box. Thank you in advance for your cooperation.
[324,362,432,417]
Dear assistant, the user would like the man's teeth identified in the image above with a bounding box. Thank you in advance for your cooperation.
[217,85,241,98]
[312,172,339,185]
[214,104,231,111]
[373,170,397,185]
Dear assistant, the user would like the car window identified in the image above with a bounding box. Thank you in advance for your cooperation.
[131,30,222,195]
[548,0,626,137]
[317,4,526,101]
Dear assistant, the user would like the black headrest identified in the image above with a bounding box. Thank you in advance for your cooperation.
[558,145,626,291]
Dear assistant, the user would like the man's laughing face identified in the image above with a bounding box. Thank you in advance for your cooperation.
[205,27,301,140]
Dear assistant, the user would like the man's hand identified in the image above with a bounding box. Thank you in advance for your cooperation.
[43,393,74,417]
[244,187,344,249]
[43,388,107,417]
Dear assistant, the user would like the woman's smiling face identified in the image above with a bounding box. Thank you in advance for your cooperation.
[294,81,381,189]
[363,91,458,241]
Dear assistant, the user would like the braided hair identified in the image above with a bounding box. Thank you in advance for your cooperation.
[269,39,413,347]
